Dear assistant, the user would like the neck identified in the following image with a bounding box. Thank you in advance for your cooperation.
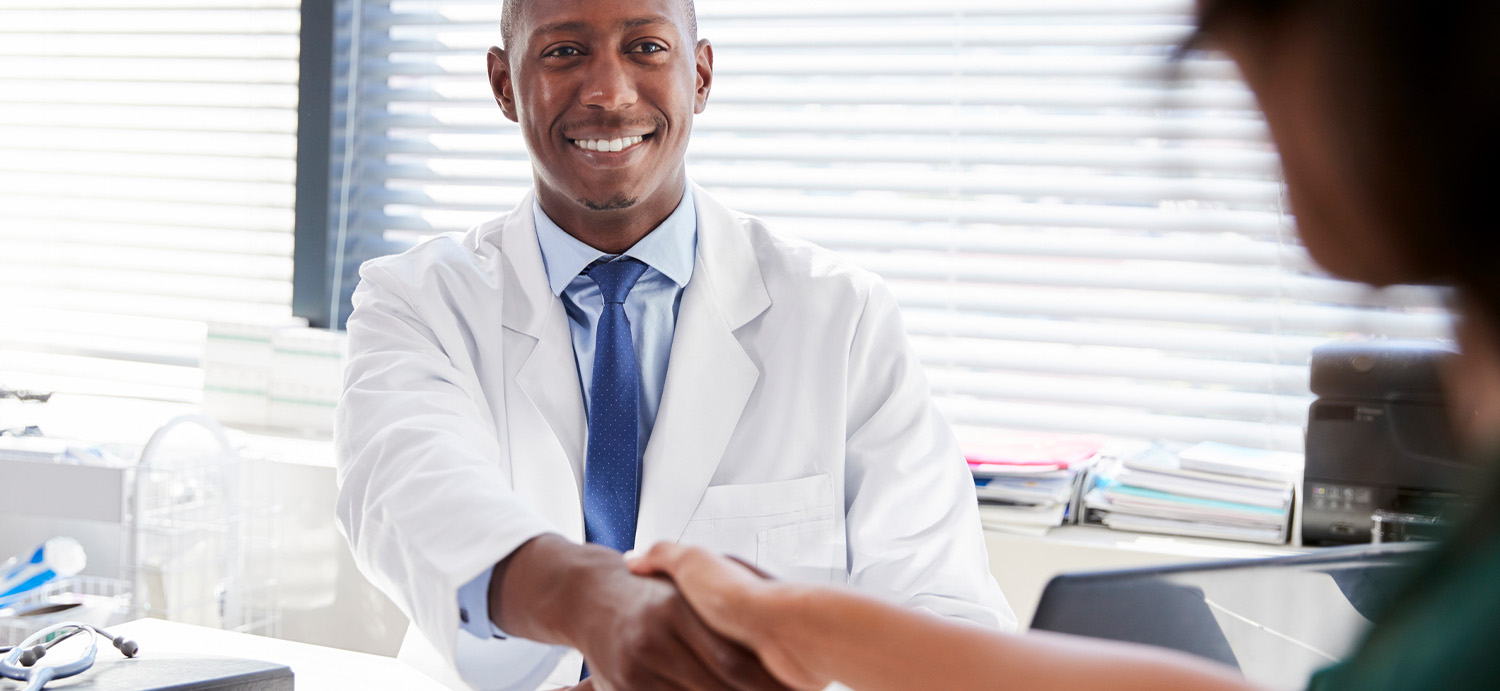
[535,176,687,255]
[1446,294,1500,451]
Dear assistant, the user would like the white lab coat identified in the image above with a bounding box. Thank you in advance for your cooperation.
[335,184,1014,691]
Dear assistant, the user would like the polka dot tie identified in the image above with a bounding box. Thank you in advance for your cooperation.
[581,257,650,554]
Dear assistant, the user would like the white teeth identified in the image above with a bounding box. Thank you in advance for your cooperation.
[572,135,645,152]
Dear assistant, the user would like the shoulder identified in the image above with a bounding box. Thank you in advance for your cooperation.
[721,206,885,312]
[356,213,512,292]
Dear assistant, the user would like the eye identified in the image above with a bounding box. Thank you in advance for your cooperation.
[629,41,667,54]
[544,45,583,58]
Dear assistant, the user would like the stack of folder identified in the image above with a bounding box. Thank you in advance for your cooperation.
[968,437,1102,535]
[1083,442,1301,544]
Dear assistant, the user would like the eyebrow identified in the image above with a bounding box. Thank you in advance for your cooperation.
[531,19,589,36]
[530,15,675,38]
[621,16,673,31]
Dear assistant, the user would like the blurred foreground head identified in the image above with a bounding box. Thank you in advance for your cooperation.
[1194,0,1500,312]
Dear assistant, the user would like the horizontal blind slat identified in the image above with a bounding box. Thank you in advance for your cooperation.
[362,135,1282,174]
[936,397,1306,452]
[0,352,203,404]
[371,25,1199,52]
[365,109,1269,141]
[0,104,297,133]
[0,9,300,33]
[0,222,293,253]
[370,0,1196,24]
[926,368,1311,422]
[358,165,1282,206]
[0,34,299,59]
[888,283,1448,336]
[902,309,1330,362]
[0,195,294,231]
[8,287,293,323]
[364,82,1255,111]
[910,337,1311,392]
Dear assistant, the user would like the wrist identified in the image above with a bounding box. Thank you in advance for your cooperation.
[491,534,624,648]
[761,584,833,678]
[549,546,632,649]
[742,582,806,647]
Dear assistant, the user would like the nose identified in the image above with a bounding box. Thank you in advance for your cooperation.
[578,53,638,110]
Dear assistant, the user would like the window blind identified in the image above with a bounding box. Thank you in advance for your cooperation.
[0,0,301,403]
[334,0,1451,452]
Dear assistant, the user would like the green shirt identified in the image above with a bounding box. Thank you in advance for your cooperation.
[1308,477,1500,690]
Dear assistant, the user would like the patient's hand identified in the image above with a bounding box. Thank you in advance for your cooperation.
[627,543,831,691]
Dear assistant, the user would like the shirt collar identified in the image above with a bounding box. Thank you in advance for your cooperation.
[532,188,698,297]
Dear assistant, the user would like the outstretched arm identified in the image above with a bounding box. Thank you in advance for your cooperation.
[340,257,787,691]
[628,543,1260,691]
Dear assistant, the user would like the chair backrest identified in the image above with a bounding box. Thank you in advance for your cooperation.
[1029,542,1428,690]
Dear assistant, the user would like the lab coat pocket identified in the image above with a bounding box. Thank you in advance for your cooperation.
[756,517,840,585]
[680,474,840,582]
[687,474,835,521]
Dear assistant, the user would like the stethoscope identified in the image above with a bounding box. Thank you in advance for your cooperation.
[0,622,139,691]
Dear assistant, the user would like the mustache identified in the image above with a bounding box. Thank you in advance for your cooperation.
[560,114,666,137]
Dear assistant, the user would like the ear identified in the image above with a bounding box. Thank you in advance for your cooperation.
[692,39,714,114]
[487,46,519,123]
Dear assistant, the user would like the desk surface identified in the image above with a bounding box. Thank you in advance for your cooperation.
[113,619,447,691]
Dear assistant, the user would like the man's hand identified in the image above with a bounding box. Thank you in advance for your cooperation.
[627,543,832,691]
[491,534,790,691]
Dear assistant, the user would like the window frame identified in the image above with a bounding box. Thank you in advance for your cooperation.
[292,0,338,329]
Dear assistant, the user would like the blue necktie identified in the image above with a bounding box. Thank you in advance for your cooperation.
[581,257,650,553]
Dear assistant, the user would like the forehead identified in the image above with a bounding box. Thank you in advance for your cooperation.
[515,0,688,39]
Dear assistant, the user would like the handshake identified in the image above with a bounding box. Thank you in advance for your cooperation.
[500,531,1262,691]
[495,535,828,691]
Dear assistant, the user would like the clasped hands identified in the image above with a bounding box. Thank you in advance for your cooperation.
[536,538,828,691]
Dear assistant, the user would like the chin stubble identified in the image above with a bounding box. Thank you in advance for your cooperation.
[579,193,637,212]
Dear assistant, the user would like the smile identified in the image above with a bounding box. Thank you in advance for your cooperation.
[570,134,648,153]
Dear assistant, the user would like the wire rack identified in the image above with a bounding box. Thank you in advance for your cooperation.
[131,452,282,637]
[129,416,281,638]
[0,576,130,643]
[0,415,281,644]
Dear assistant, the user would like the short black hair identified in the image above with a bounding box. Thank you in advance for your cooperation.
[501,0,698,52]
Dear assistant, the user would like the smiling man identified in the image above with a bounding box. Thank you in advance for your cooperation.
[334,0,1014,690]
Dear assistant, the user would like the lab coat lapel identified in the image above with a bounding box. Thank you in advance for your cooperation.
[497,197,587,542]
[635,184,771,548]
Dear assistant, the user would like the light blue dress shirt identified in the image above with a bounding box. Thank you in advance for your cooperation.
[456,188,697,643]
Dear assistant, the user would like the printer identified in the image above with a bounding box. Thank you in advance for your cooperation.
[1302,341,1478,545]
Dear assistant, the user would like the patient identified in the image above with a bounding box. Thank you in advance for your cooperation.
[619,1,1500,690]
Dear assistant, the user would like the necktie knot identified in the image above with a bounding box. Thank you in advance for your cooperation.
[586,257,649,305]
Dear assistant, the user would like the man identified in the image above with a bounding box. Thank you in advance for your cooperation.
[334,0,1014,689]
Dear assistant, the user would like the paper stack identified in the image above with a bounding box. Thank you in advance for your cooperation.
[202,320,347,436]
[202,318,308,430]
[969,437,1102,535]
[1083,442,1301,544]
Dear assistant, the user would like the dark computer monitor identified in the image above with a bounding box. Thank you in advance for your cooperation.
[1029,542,1429,690]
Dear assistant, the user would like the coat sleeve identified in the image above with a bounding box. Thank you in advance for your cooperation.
[335,256,566,690]
[841,278,1019,632]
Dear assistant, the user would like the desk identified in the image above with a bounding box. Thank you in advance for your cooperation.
[112,619,447,690]
[982,518,1306,627]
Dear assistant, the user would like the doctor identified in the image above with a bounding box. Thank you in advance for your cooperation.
[334,0,1013,689]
